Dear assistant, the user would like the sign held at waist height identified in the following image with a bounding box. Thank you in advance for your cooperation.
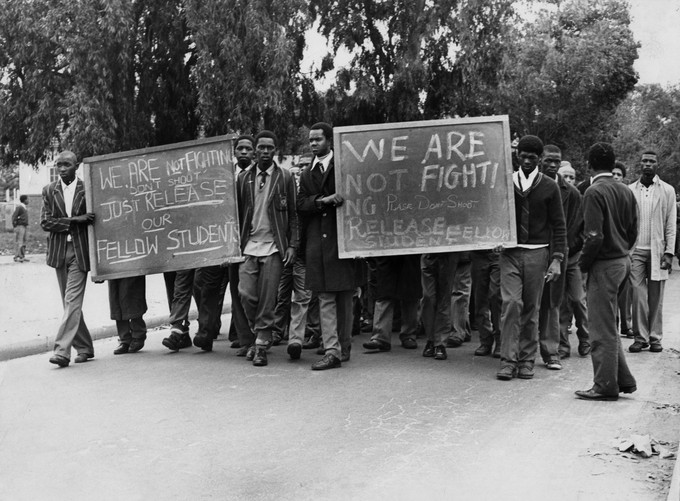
[334,116,517,258]
[83,135,241,281]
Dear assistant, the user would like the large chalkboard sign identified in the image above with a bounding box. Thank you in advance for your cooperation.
[334,116,516,258]
[83,135,241,280]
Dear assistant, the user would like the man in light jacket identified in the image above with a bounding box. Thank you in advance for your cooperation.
[628,150,676,354]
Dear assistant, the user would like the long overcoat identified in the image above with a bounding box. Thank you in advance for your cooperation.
[297,157,357,292]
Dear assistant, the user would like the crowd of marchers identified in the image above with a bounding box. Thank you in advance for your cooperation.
[38,124,676,401]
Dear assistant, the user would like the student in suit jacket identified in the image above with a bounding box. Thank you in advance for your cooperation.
[41,151,95,367]
[297,122,358,370]
[237,131,299,367]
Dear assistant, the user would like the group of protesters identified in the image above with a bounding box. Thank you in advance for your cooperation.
[40,123,676,400]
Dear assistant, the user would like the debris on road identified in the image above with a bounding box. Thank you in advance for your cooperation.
[611,435,676,459]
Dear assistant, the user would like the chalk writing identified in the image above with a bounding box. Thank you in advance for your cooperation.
[84,136,241,280]
[334,117,516,257]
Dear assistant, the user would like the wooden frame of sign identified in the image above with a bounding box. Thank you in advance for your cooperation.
[334,115,517,258]
[83,135,241,281]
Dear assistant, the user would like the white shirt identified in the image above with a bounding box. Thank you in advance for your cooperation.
[60,179,77,217]
[513,167,539,192]
[313,150,333,173]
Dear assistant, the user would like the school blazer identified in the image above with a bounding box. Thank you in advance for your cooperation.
[237,163,299,256]
[41,179,91,272]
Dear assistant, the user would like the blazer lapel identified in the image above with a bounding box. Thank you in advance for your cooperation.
[54,182,67,217]
[267,168,281,205]
[73,180,85,215]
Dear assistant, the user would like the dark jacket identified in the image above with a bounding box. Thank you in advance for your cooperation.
[41,179,90,272]
[578,175,638,272]
[297,157,357,292]
[514,172,567,263]
[12,204,28,227]
[237,162,299,256]
[558,174,584,256]
[108,276,147,320]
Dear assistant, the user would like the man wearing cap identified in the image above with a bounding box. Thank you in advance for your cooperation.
[627,150,676,354]
[576,143,638,400]
[558,162,576,186]
[496,135,566,381]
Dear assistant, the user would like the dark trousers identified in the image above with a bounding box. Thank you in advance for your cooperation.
[116,318,147,344]
[499,247,548,366]
[586,257,636,395]
[559,252,590,353]
[471,251,501,347]
[239,254,283,346]
[421,253,455,346]
[168,269,195,332]
[193,265,227,339]
[229,263,252,346]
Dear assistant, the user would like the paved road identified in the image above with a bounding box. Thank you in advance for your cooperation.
[0,257,679,500]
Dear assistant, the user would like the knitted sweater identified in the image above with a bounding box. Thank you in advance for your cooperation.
[514,172,566,261]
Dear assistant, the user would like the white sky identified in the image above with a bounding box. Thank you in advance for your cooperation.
[628,0,680,86]
[302,1,680,89]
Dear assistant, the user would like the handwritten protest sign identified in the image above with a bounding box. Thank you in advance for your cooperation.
[83,135,240,280]
[334,116,516,258]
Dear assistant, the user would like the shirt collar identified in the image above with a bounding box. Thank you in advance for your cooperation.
[591,172,613,183]
[314,150,334,172]
[60,178,76,192]
[513,167,539,191]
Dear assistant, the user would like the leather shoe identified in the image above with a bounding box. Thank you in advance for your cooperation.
[113,343,129,355]
[446,337,463,348]
[629,341,649,353]
[474,344,492,356]
[575,388,618,401]
[74,353,93,364]
[193,334,213,352]
[434,345,447,360]
[311,353,341,371]
[577,341,591,357]
[496,364,517,381]
[422,340,435,357]
[252,347,268,366]
[401,338,417,350]
[287,343,302,360]
[649,343,663,353]
[492,343,501,358]
[49,354,70,367]
[316,346,326,355]
[620,385,637,394]
[245,345,256,361]
[162,330,192,351]
[363,339,391,352]
[128,339,145,353]
[303,337,321,349]
[235,345,251,357]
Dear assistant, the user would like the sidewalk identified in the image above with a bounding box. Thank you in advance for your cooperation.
[0,253,230,361]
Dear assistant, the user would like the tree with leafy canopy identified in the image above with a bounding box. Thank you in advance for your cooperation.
[310,0,516,125]
[612,84,680,190]
[495,0,639,170]
[185,0,310,146]
[0,0,198,167]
